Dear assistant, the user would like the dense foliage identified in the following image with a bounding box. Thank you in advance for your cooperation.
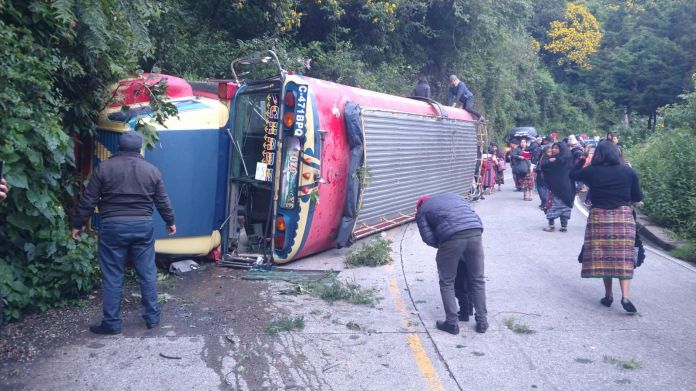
[628,80,696,260]
[0,0,161,321]
[1,0,694,321]
[147,0,695,140]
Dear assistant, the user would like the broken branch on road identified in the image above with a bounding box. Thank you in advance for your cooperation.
[159,353,182,360]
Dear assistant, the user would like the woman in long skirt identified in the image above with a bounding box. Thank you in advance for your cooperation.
[571,141,643,313]
[481,154,497,194]
[511,138,533,200]
[491,144,505,191]
[541,142,574,231]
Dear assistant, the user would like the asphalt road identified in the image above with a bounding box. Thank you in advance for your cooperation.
[2,179,695,391]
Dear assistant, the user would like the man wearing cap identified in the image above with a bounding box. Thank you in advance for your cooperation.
[71,131,176,335]
[415,193,488,334]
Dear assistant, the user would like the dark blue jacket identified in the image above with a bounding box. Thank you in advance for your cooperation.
[447,81,474,106]
[71,152,175,228]
[416,193,483,248]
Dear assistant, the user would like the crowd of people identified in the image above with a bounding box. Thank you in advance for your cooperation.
[414,131,643,336]
[503,131,644,313]
[408,72,645,331]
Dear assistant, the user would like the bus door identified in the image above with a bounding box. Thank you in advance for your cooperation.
[224,81,283,263]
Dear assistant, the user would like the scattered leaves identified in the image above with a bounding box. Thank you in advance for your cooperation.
[603,355,641,370]
[345,238,393,268]
[283,272,380,306]
[266,316,305,335]
[503,316,535,334]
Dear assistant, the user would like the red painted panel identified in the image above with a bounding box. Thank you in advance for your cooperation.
[295,77,474,258]
[107,73,193,108]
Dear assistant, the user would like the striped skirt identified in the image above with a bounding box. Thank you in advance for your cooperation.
[581,206,636,279]
[545,193,572,219]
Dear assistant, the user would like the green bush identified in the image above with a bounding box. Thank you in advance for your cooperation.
[629,128,696,234]
[0,16,99,321]
[628,85,696,260]
[672,242,696,263]
[0,1,160,322]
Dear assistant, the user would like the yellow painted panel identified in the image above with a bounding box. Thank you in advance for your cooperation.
[154,230,221,256]
[97,97,228,132]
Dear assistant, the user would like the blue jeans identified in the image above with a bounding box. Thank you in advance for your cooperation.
[97,220,160,331]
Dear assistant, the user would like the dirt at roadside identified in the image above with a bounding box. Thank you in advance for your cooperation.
[0,262,279,386]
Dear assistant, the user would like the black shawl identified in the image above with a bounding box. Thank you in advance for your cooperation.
[541,143,574,207]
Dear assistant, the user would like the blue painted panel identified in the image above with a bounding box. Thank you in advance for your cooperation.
[146,130,223,238]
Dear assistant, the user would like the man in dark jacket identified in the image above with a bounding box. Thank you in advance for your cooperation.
[71,131,176,335]
[415,193,488,334]
[411,76,431,99]
[447,75,482,119]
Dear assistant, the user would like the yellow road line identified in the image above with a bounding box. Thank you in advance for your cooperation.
[386,263,445,391]
[407,334,444,391]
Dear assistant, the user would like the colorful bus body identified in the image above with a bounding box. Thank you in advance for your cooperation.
[227,74,478,264]
[92,74,230,256]
[92,72,478,263]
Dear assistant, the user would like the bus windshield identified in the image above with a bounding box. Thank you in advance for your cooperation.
[230,91,280,183]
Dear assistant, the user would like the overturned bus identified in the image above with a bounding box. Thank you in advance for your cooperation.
[87,52,480,264]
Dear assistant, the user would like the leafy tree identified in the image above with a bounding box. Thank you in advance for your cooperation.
[587,0,696,129]
[544,3,601,69]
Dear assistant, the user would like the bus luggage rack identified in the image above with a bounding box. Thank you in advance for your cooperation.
[354,212,416,240]
[220,253,269,269]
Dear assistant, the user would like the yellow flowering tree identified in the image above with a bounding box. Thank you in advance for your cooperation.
[544,3,601,69]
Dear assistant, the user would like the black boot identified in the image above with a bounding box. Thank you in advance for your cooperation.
[89,323,121,335]
[475,319,489,333]
[436,320,460,335]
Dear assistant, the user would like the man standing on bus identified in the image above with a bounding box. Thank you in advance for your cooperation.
[416,193,488,334]
[448,74,482,119]
[71,131,176,335]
